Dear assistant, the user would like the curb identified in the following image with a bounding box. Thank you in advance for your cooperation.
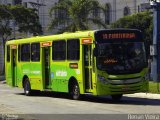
[0,80,6,84]
[125,93,160,99]
[0,78,159,99]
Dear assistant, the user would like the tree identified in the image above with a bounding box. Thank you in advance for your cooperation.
[111,11,153,58]
[11,5,42,35]
[0,5,42,75]
[0,5,42,47]
[49,0,107,33]
[0,5,12,45]
[0,5,13,75]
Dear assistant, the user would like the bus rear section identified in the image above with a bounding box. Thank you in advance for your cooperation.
[94,29,149,100]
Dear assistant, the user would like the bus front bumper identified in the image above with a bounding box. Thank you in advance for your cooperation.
[96,80,149,96]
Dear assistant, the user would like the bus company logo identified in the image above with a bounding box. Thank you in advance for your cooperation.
[56,71,67,77]
[31,71,41,74]
[22,69,30,74]
[82,38,92,44]
[41,42,52,47]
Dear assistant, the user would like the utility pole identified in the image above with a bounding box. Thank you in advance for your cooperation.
[150,0,160,82]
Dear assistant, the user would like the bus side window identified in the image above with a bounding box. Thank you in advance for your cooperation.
[67,39,80,60]
[84,46,89,66]
[31,43,40,62]
[7,46,10,62]
[21,44,30,62]
[52,40,66,60]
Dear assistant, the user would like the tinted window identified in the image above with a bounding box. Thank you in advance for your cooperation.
[67,39,80,60]
[21,44,30,61]
[7,46,10,62]
[52,40,66,60]
[31,43,40,61]
[97,42,146,74]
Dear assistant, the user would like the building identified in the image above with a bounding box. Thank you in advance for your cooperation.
[0,0,150,75]
[0,0,150,35]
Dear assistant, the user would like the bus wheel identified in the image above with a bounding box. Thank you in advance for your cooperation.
[111,94,123,101]
[24,79,32,96]
[70,82,80,100]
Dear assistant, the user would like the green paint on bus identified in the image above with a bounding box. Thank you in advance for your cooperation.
[5,29,149,100]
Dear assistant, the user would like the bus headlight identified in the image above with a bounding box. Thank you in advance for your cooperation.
[98,75,109,84]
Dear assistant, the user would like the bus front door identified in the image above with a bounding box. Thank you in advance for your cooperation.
[84,45,93,92]
[43,47,50,89]
[11,49,17,86]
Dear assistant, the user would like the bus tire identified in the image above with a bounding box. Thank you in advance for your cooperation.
[70,82,80,100]
[111,94,123,101]
[24,79,32,96]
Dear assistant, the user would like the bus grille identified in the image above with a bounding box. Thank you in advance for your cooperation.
[109,84,142,93]
[109,77,142,85]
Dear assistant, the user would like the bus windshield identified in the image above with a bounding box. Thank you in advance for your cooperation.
[96,42,147,74]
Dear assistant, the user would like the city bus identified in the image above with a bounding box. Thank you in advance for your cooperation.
[5,29,149,100]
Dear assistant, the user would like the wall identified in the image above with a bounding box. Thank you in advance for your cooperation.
[0,40,4,75]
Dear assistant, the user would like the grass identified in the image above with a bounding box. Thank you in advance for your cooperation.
[149,81,160,94]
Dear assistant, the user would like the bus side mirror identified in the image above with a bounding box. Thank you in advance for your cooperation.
[93,48,98,56]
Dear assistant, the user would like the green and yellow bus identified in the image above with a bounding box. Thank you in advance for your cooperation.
[5,29,149,100]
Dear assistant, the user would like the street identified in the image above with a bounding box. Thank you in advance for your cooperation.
[0,82,160,120]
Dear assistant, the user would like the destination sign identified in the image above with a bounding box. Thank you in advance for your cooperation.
[82,38,92,44]
[41,41,52,47]
[102,33,136,39]
[95,29,142,43]
[10,45,17,49]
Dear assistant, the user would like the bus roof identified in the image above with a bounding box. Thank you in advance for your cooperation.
[6,30,94,45]
[6,29,141,45]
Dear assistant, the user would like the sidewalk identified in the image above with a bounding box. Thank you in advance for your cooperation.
[0,80,6,84]
[125,93,160,99]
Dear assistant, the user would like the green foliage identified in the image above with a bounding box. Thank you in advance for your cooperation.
[11,5,42,34]
[0,5,12,41]
[111,11,153,57]
[0,5,42,75]
[49,0,107,33]
[149,81,160,94]
[0,4,42,43]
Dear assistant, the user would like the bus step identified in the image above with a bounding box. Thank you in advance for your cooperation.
[85,89,93,93]
[43,89,52,91]
[84,93,92,95]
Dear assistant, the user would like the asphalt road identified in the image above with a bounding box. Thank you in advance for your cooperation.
[0,82,160,120]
